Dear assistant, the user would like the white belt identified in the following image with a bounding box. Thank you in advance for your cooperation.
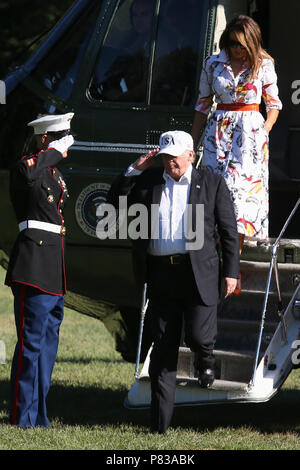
[19,220,66,235]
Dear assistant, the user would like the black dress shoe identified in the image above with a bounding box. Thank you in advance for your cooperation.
[150,428,166,434]
[198,368,215,388]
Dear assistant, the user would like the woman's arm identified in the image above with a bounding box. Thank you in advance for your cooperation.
[264,109,279,134]
[191,111,208,149]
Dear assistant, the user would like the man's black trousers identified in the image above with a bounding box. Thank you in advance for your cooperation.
[147,254,218,434]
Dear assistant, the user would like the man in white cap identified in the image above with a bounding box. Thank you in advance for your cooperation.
[5,113,74,427]
[107,130,239,434]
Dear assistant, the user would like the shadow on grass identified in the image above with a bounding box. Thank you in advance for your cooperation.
[0,377,300,436]
[172,388,300,435]
[55,357,125,365]
[0,378,149,428]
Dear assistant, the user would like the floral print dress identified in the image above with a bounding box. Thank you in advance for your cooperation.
[195,49,282,239]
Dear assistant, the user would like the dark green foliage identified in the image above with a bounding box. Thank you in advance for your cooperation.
[1,0,75,77]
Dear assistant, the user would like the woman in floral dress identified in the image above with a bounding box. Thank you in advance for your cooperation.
[192,15,282,264]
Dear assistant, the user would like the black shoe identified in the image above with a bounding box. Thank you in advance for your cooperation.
[150,428,166,434]
[198,368,215,388]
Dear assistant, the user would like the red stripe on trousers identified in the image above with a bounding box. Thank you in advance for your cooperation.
[12,285,26,425]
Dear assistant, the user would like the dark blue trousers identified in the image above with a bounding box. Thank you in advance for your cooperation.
[10,283,64,428]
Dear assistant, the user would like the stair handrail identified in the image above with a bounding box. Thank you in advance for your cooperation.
[249,197,300,388]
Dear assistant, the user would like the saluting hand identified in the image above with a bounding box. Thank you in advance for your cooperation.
[133,148,160,171]
[48,135,74,158]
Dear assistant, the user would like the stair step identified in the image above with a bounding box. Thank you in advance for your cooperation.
[179,347,253,359]
[241,238,300,263]
[138,375,248,392]
[217,318,278,331]
[238,260,300,295]
[175,347,255,384]
[218,293,286,323]
[176,377,249,392]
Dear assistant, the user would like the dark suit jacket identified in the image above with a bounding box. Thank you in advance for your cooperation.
[5,148,68,296]
[107,165,239,306]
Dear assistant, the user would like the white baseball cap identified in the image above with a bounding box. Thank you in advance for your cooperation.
[27,113,74,135]
[157,130,194,157]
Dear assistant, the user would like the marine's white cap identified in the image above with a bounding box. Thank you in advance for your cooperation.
[27,113,74,135]
[157,130,194,157]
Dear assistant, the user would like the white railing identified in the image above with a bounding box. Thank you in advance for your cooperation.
[250,198,300,387]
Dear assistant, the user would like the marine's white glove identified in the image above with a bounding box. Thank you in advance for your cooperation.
[48,135,74,154]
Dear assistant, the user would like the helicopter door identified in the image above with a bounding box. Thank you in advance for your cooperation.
[88,0,208,107]
[85,0,212,144]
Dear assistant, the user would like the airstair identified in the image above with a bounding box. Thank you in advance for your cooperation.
[125,198,300,408]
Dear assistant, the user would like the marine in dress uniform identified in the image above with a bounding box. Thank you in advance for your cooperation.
[5,113,74,427]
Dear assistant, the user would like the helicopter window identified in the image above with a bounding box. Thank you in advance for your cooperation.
[33,0,102,111]
[150,0,203,106]
[89,0,156,103]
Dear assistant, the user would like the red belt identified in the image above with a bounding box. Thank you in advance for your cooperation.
[216,103,259,112]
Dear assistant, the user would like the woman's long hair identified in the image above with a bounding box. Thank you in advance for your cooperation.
[219,15,273,78]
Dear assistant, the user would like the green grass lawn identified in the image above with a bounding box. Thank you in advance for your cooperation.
[0,266,299,450]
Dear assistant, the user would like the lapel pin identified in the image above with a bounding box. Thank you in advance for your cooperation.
[196,185,201,189]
